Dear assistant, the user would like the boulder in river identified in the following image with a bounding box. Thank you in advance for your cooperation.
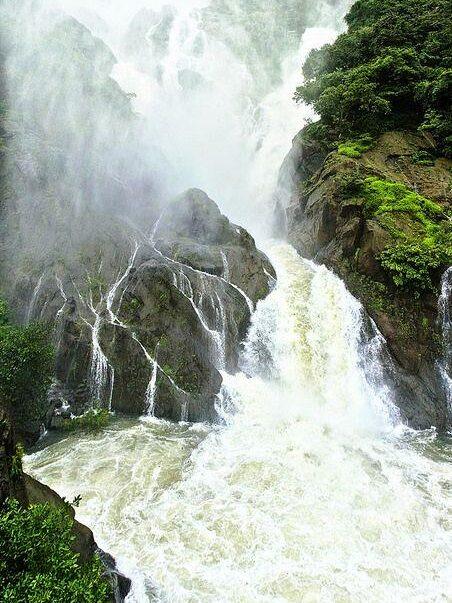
[23,190,275,429]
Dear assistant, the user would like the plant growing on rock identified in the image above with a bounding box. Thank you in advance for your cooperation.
[61,408,110,433]
[380,240,450,294]
[9,443,24,481]
[346,177,452,294]
[0,300,54,437]
[338,135,374,158]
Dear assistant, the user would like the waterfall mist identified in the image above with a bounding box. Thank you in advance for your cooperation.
[4,1,448,600]
[0,0,351,315]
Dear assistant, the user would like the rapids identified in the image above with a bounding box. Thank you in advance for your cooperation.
[21,1,452,601]
[27,244,452,602]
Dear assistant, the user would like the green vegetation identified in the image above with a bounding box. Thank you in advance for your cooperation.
[0,298,8,325]
[61,408,110,433]
[380,240,450,293]
[411,150,435,166]
[346,271,387,313]
[361,178,444,222]
[338,135,374,158]
[348,177,452,294]
[0,300,54,433]
[0,499,111,602]
[9,444,24,482]
[295,0,452,156]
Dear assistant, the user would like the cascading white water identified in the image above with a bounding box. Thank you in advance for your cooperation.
[41,0,347,235]
[20,1,452,601]
[27,274,45,323]
[438,267,452,412]
[26,243,451,602]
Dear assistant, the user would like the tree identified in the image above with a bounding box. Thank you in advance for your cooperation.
[0,300,54,437]
[295,0,452,156]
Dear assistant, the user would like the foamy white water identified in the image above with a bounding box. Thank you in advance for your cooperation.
[26,244,452,603]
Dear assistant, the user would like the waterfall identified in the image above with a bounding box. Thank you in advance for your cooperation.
[438,267,452,412]
[27,274,44,323]
[106,242,140,326]
[171,267,226,370]
[220,251,230,281]
[16,0,451,601]
[86,297,115,410]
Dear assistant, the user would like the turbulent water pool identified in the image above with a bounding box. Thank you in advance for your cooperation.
[26,245,452,602]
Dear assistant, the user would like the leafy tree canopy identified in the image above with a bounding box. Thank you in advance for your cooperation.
[0,299,54,434]
[295,0,452,155]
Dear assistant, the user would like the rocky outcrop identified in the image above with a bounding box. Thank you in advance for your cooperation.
[155,189,275,304]
[23,475,131,600]
[24,190,274,429]
[285,129,452,430]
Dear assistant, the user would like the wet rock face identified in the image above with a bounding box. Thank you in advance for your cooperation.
[26,190,275,427]
[285,130,452,430]
[155,189,276,304]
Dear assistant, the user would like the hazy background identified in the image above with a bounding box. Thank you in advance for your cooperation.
[0,0,351,313]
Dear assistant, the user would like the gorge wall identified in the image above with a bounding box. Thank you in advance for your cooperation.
[282,132,451,430]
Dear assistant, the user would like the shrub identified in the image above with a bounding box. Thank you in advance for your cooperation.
[61,408,110,433]
[0,299,54,433]
[380,240,449,294]
[411,150,435,166]
[0,499,111,602]
[338,135,374,158]
[0,299,8,326]
[340,176,451,294]
[9,444,24,482]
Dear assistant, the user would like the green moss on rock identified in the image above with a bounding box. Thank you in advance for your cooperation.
[338,136,374,158]
[350,177,451,294]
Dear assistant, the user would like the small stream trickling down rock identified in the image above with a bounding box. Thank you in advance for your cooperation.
[438,267,452,414]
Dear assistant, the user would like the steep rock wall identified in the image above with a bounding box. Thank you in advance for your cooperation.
[285,129,451,429]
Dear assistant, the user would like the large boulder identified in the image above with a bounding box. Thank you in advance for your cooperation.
[155,189,276,304]
[25,190,275,426]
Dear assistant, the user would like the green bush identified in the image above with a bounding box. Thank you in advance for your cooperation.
[61,409,110,433]
[380,240,449,293]
[9,444,24,482]
[338,135,374,158]
[295,0,452,156]
[0,300,54,433]
[0,499,111,602]
[0,299,8,326]
[411,150,435,166]
[341,176,451,294]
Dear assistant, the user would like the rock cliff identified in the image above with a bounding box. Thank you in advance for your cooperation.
[22,189,274,431]
[285,128,451,429]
